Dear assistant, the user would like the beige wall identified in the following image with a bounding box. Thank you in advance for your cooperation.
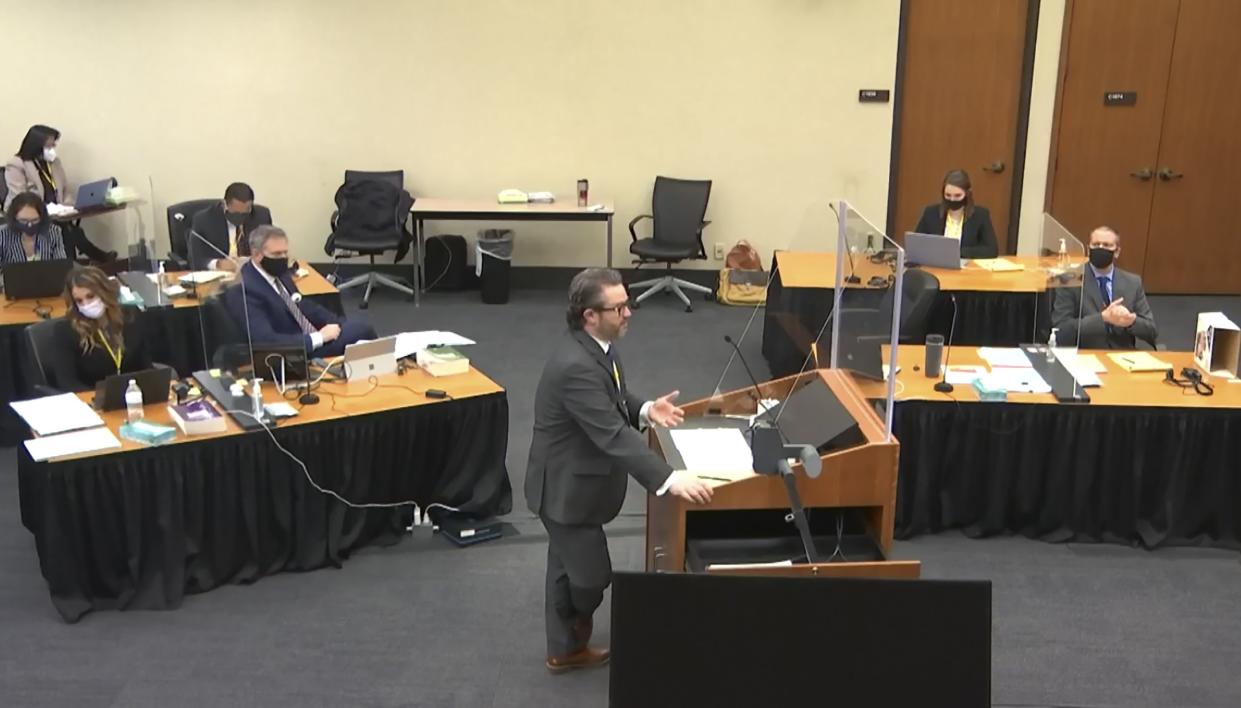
[1,0,902,269]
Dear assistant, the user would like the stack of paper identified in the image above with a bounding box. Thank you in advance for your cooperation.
[24,427,121,462]
[668,428,754,475]
[394,331,475,360]
[1108,352,1173,372]
[972,258,1025,272]
[944,365,988,385]
[10,393,105,436]
[979,347,1032,368]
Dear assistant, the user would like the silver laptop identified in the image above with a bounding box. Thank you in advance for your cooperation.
[75,177,117,210]
[343,336,398,381]
[904,232,963,270]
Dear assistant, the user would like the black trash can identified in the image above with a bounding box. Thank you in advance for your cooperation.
[476,229,514,304]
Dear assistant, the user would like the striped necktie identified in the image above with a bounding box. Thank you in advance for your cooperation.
[275,280,316,335]
[606,347,621,390]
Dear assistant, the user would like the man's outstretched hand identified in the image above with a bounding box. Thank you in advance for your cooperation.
[649,390,685,427]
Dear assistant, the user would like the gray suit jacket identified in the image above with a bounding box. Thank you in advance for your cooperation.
[1051,266,1158,349]
[4,156,71,208]
[525,329,672,526]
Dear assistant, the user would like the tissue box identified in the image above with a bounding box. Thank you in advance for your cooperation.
[119,420,178,446]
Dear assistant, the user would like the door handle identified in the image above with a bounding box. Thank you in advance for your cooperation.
[982,161,1005,174]
[1129,167,1153,181]
[1157,167,1183,181]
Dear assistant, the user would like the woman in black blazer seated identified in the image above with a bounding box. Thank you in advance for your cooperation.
[912,168,998,259]
[56,265,151,388]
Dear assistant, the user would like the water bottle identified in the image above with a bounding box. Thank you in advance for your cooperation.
[1047,328,1058,363]
[251,378,265,420]
[124,380,144,422]
[1057,238,1067,269]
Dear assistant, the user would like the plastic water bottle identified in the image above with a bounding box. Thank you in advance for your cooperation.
[1047,328,1058,363]
[124,380,143,422]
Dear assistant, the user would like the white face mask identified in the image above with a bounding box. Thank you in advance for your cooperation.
[78,298,105,319]
[43,147,57,162]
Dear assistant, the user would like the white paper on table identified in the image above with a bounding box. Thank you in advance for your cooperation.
[983,367,1051,394]
[393,331,476,359]
[945,365,987,385]
[978,347,1032,368]
[10,393,106,436]
[668,428,754,474]
[46,202,77,217]
[1053,348,1103,387]
[24,427,120,461]
[178,271,230,284]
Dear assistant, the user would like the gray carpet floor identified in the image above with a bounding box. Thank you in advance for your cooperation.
[1,285,1240,708]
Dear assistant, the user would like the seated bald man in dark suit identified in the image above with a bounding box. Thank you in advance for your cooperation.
[1051,226,1158,349]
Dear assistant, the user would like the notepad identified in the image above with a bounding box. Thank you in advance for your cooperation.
[1108,352,1173,372]
[972,258,1025,272]
[10,393,105,436]
[24,427,121,461]
[944,365,987,385]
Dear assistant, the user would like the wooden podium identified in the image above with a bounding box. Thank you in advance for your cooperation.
[645,368,920,578]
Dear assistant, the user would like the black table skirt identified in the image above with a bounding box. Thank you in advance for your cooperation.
[1,292,343,447]
[893,400,1241,549]
[18,391,510,622]
[761,255,1048,379]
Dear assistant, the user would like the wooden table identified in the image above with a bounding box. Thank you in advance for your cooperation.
[856,346,1241,549]
[410,198,615,306]
[0,265,341,447]
[763,251,1077,377]
[17,366,512,621]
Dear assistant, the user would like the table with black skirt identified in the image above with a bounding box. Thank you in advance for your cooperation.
[17,368,508,622]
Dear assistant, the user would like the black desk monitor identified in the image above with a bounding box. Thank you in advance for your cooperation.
[2,259,75,300]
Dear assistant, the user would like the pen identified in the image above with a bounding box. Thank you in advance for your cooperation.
[696,475,734,483]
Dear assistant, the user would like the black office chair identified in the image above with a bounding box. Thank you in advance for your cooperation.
[25,319,86,394]
[324,170,415,308]
[201,291,252,371]
[628,176,713,312]
[166,199,220,269]
[898,269,941,343]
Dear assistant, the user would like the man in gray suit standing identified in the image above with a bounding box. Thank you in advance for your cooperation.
[1051,226,1158,349]
[526,268,714,673]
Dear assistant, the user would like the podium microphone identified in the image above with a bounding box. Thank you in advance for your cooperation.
[933,294,958,394]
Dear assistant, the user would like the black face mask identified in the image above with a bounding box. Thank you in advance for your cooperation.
[943,198,966,211]
[260,256,289,277]
[15,220,41,235]
[225,211,248,226]
[1089,247,1116,269]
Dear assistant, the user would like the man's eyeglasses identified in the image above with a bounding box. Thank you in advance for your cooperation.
[594,301,632,316]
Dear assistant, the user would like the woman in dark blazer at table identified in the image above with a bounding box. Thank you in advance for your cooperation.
[55,265,151,389]
[912,168,999,260]
[4,124,114,262]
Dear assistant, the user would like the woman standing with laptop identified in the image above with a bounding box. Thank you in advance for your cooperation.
[912,168,999,259]
[4,124,114,262]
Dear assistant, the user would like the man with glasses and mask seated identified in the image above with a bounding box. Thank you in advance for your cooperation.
[1051,225,1158,349]
[226,225,376,357]
[189,182,273,271]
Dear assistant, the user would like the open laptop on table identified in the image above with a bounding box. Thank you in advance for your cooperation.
[2,259,75,300]
[342,336,398,382]
[93,367,174,411]
[904,232,963,270]
[73,178,118,211]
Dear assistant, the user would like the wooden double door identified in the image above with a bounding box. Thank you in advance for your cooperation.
[1049,0,1241,294]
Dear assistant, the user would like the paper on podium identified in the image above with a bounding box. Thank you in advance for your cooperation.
[668,428,754,478]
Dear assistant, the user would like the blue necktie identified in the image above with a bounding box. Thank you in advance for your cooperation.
[1097,275,1112,303]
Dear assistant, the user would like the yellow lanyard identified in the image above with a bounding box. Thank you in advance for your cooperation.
[97,330,123,373]
[611,361,621,389]
[36,161,57,190]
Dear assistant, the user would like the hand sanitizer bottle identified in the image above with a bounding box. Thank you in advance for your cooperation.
[1057,238,1067,269]
[1047,328,1058,363]
[251,378,264,420]
[125,379,143,422]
